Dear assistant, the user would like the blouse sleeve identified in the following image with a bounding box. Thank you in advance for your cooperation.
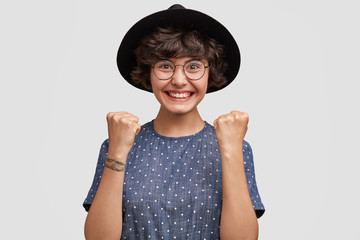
[82,139,109,212]
[242,140,265,218]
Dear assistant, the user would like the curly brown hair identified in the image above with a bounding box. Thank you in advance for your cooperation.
[130,27,228,92]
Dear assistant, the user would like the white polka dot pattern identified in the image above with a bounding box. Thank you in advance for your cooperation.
[83,121,265,239]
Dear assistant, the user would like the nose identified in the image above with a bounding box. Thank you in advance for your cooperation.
[171,65,188,87]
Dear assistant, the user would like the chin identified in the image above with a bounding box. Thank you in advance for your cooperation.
[163,105,197,115]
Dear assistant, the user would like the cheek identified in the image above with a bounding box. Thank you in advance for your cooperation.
[197,77,209,94]
[150,73,161,92]
[150,75,168,100]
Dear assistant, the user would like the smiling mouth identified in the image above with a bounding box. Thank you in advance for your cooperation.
[166,91,193,99]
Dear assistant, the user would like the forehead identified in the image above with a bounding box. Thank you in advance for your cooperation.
[165,57,209,64]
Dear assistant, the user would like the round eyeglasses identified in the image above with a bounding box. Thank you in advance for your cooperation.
[152,60,210,80]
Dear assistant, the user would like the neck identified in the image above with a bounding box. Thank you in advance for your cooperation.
[153,106,205,137]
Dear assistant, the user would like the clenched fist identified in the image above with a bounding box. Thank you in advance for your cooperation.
[106,112,141,159]
[213,111,249,155]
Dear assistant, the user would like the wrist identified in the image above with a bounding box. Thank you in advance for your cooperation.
[219,146,243,161]
[107,149,129,162]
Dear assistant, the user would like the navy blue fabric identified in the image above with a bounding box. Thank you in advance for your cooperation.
[83,120,265,239]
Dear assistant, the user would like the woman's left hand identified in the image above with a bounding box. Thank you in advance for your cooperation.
[213,111,249,155]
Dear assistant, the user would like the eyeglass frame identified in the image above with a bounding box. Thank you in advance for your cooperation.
[151,59,211,81]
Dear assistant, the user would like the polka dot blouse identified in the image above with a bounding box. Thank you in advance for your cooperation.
[83,120,265,239]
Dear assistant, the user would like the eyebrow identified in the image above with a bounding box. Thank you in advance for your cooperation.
[159,58,207,64]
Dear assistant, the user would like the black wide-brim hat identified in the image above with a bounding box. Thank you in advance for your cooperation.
[117,4,240,93]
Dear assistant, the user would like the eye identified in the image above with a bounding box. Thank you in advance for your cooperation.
[189,64,200,69]
[159,64,172,69]
[186,61,204,72]
[156,61,174,71]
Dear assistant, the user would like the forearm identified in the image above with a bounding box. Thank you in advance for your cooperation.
[220,147,258,240]
[84,153,127,240]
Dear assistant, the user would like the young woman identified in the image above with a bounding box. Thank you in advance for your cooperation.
[83,5,265,240]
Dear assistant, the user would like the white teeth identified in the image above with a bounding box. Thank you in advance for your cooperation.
[168,92,191,98]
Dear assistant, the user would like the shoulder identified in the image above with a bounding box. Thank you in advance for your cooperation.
[99,138,109,156]
[139,121,154,132]
[204,121,216,136]
[100,138,109,148]
[96,139,109,166]
[132,120,154,136]
[242,140,252,152]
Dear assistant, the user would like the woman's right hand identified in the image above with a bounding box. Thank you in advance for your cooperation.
[106,112,141,159]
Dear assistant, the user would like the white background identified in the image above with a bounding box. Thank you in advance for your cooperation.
[1,0,359,239]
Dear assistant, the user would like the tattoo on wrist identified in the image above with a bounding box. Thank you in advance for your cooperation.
[105,157,126,172]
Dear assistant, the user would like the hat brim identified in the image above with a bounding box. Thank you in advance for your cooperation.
[117,7,240,93]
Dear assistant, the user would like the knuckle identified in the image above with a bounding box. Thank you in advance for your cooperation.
[218,117,226,124]
[232,111,241,118]
[129,121,140,133]
[106,112,113,120]
[231,110,240,116]
[120,117,128,124]
[112,114,119,120]
[242,112,249,120]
